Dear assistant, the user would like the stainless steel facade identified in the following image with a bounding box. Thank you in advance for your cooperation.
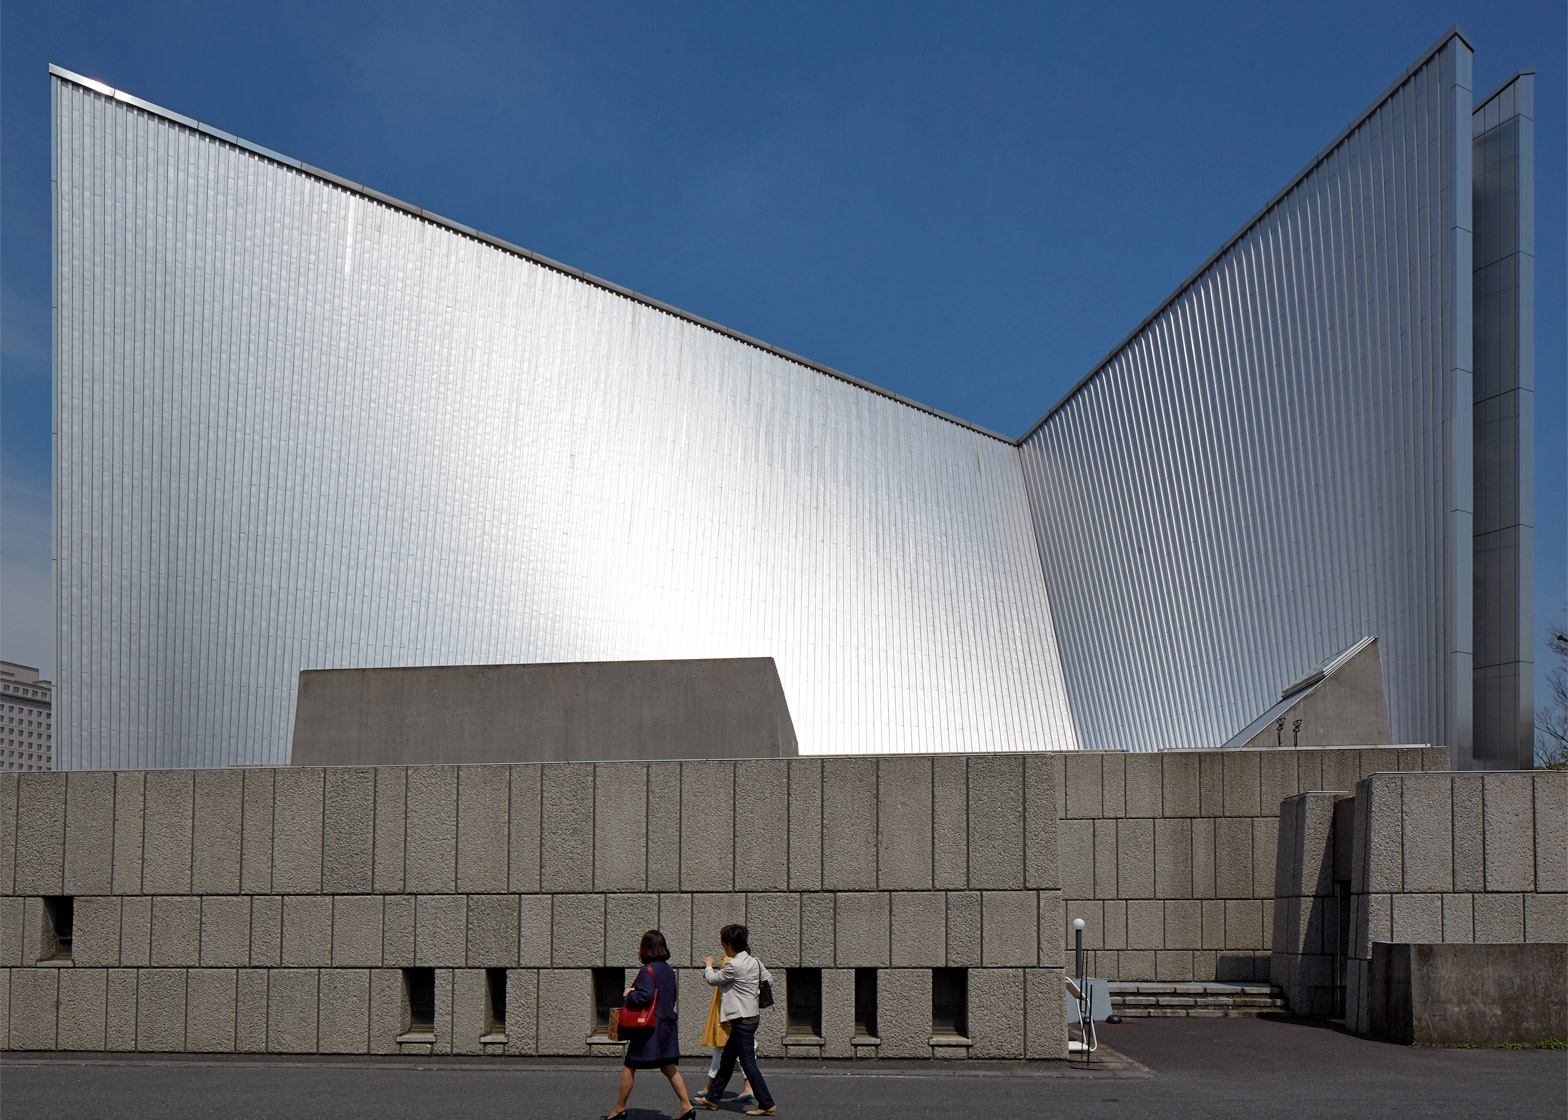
[50,29,1532,769]
[1016,33,1477,755]
[1470,72,1536,770]
[51,72,1078,767]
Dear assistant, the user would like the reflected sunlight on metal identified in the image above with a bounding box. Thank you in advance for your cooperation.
[52,76,1079,768]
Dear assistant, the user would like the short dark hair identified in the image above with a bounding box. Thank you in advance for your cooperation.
[639,929,670,963]
[719,923,749,953]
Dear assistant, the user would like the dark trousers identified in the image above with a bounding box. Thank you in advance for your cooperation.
[709,1017,773,1109]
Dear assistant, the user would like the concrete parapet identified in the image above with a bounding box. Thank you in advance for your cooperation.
[592,764,647,893]
[877,757,933,890]
[405,766,458,894]
[822,758,877,891]
[270,768,324,894]
[681,762,736,892]
[735,759,788,891]
[323,767,375,894]
[372,767,407,894]
[64,772,115,896]
[192,769,243,895]
[239,769,274,894]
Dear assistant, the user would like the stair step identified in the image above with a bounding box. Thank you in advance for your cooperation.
[1103,981,1286,1018]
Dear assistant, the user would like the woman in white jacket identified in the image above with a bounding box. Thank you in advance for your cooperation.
[699,924,777,1115]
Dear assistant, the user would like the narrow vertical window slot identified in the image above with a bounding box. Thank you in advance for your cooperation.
[43,896,73,962]
[785,967,822,1039]
[853,967,878,1041]
[484,968,508,1040]
[402,967,435,1038]
[931,968,968,1039]
[593,967,626,1037]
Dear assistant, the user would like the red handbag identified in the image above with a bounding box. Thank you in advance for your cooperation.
[618,967,657,1030]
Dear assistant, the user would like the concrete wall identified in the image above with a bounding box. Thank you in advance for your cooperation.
[1345,771,1568,1034]
[0,757,1067,1058]
[1270,791,1352,1016]
[3,745,1478,1055]
[1057,747,1448,982]
[1368,941,1567,1046]
[290,659,799,767]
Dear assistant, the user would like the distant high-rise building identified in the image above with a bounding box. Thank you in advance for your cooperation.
[0,662,54,771]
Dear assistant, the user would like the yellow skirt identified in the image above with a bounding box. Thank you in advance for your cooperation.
[699,957,732,1049]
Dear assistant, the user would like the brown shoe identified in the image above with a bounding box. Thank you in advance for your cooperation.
[745,1110,776,1116]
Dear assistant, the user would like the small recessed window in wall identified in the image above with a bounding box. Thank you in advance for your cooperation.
[931,968,968,1039]
[593,968,626,1037]
[402,968,435,1038]
[853,968,878,1040]
[43,896,73,962]
[785,968,822,1039]
[484,968,508,1039]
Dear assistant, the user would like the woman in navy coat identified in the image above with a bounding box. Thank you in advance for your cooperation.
[605,930,695,1120]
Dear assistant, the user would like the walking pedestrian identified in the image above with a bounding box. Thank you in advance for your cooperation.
[603,929,695,1120]
[693,948,758,1108]
[699,924,777,1115]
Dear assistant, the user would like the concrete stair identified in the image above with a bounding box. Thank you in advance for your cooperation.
[1107,981,1287,1018]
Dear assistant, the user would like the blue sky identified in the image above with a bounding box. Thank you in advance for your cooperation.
[2,1,1563,706]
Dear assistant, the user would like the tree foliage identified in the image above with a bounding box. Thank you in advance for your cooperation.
[1537,609,1568,770]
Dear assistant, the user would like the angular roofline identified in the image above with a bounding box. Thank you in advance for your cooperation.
[48,64,1013,446]
[1474,67,1535,113]
[1017,25,1475,443]
[49,28,1490,450]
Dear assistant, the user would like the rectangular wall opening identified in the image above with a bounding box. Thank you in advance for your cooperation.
[43,896,73,962]
[485,968,508,1039]
[931,968,968,1039]
[593,967,626,1037]
[402,967,435,1037]
[785,967,822,1039]
[853,968,878,1040]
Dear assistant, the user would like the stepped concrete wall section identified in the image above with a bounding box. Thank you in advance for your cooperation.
[1056,747,1448,983]
[0,746,1456,1057]
[1345,771,1568,1035]
[1270,791,1352,1016]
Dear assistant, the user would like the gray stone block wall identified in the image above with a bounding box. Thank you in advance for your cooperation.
[1344,771,1568,1034]
[2,747,1488,1053]
[0,755,1066,1058]
[1058,746,1446,982]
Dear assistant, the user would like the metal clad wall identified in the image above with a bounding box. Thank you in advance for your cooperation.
[53,78,1079,768]
[1016,38,1475,753]
[1471,73,1535,769]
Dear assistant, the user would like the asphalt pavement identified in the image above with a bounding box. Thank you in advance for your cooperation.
[1,1016,1563,1119]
